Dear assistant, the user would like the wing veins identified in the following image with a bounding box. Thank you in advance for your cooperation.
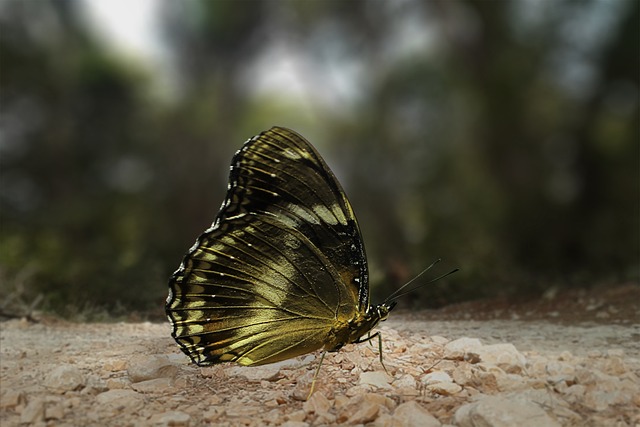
[195,230,334,313]
[244,153,348,226]
[183,315,329,341]
[242,219,339,313]
[237,327,328,364]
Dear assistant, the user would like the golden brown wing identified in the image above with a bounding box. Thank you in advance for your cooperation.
[166,127,369,365]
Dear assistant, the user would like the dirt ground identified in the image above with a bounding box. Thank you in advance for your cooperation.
[1,283,638,426]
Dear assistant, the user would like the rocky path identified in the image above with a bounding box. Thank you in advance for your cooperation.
[1,306,638,426]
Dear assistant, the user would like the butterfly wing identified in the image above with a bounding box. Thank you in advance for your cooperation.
[166,127,370,366]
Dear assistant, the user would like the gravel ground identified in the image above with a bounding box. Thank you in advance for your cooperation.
[1,284,638,426]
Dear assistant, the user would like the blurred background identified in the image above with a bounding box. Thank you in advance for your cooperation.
[1,0,638,319]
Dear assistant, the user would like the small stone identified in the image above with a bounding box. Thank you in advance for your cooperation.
[374,414,396,426]
[451,364,474,386]
[574,367,596,385]
[587,350,602,358]
[429,381,463,395]
[602,356,627,375]
[547,374,571,387]
[334,394,350,409]
[392,374,417,390]
[303,391,332,416]
[287,410,307,422]
[20,397,45,424]
[421,371,453,385]
[96,389,144,411]
[444,337,483,360]
[0,390,24,409]
[127,355,177,383]
[203,407,223,422]
[45,403,65,420]
[471,369,500,394]
[607,349,625,357]
[430,336,450,345]
[343,349,370,370]
[149,411,191,427]
[173,377,188,390]
[265,399,279,408]
[131,377,173,393]
[263,409,283,424]
[103,359,127,372]
[421,371,462,395]
[583,372,631,410]
[545,361,575,377]
[198,366,219,378]
[497,372,530,392]
[105,378,128,390]
[558,351,574,361]
[464,352,481,363]
[292,383,312,401]
[84,374,108,394]
[226,404,260,417]
[454,395,561,427]
[227,365,284,381]
[476,343,527,372]
[359,371,392,389]
[337,393,393,424]
[44,364,86,393]
[564,384,586,398]
[363,392,396,410]
[528,358,547,376]
[347,399,380,424]
[583,390,616,411]
[315,413,337,425]
[392,401,441,427]
[280,422,309,427]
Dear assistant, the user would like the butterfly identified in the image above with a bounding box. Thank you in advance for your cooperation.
[166,126,453,391]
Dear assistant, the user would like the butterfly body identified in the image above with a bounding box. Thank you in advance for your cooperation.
[166,127,396,368]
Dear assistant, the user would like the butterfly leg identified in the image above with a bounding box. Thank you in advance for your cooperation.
[353,332,388,373]
[377,333,389,374]
[353,332,379,344]
[308,351,327,400]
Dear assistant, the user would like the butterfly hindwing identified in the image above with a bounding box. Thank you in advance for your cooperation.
[167,127,370,366]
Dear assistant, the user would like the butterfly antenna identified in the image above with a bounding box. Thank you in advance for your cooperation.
[383,259,441,302]
[386,268,459,303]
[384,260,459,304]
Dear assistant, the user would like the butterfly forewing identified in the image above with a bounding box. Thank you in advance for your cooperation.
[224,127,370,309]
[167,127,371,366]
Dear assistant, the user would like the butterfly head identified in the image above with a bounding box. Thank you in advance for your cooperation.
[335,301,396,349]
[367,301,397,322]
